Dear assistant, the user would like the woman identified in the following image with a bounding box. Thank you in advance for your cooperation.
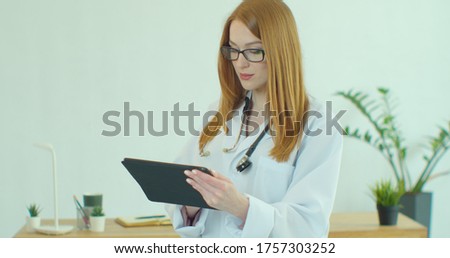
[166,0,342,237]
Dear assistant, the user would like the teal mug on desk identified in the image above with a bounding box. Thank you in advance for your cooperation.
[84,193,103,207]
[83,193,103,216]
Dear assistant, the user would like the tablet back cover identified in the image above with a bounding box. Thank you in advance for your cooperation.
[122,158,213,209]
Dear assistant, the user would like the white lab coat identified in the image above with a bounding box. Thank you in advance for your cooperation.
[165,96,343,237]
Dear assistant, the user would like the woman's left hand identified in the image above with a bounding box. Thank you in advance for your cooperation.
[184,169,249,223]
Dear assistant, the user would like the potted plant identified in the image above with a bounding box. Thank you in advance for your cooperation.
[89,206,105,232]
[337,88,449,232]
[26,203,42,232]
[370,179,404,225]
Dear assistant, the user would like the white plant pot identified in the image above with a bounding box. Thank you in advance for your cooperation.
[26,216,41,232]
[89,216,106,232]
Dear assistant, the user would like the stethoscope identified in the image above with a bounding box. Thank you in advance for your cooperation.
[200,96,269,173]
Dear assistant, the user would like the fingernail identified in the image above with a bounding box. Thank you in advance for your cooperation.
[184,170,190,175]
[186,178,192,184]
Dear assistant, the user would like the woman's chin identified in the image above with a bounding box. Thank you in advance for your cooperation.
[240,82,265,91]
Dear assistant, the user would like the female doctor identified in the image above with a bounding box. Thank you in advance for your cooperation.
[165,0,343,237]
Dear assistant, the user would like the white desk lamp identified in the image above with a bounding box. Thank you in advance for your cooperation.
[33,143,73,235]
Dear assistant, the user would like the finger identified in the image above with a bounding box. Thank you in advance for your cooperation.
[209,169,232,182]
[185,170,219,189]
[184,170,194,179]
[185,169,208,181]
[187,178,225,210]
[186,178,214,204]
[191,169,231,191]
[185,170,217,193]
[191,168,229,184]
[184,169,232,183]
[190,170,225,194]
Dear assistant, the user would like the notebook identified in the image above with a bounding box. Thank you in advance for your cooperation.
[115,215,172,227]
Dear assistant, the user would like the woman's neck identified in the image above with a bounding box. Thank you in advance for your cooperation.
[251,88,268,114]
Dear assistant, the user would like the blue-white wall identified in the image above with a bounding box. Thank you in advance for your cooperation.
[1,0,449,237]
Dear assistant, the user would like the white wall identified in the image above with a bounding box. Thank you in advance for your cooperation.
[1,0,449,237]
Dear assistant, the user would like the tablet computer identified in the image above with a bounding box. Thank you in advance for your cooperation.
[121,158,214,209]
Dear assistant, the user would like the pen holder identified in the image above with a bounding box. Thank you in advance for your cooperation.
[76,207,90,230]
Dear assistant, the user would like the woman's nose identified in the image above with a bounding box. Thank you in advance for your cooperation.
[234,53,250,68]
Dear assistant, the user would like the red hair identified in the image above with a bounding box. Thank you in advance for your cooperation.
[199,0,310,162]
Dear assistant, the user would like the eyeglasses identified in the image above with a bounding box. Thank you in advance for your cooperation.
[220,46,265,63]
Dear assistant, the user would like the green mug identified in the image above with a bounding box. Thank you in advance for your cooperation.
[83,193,103,208]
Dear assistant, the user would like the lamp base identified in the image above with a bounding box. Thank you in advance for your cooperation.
[35,225,74,235]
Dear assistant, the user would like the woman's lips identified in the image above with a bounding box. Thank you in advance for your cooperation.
[239,73,254,80]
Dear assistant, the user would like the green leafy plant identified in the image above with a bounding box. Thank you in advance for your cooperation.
[370,179,404,207]
[90,206,104,217]
[337,88,450,193]
[26,203,41,217]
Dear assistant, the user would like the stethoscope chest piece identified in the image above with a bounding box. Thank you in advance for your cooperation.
[236,155,252,173]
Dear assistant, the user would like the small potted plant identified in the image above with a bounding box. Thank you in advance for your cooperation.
[89,206,105,232]
[26,203,41,232]
[370,179,404,225]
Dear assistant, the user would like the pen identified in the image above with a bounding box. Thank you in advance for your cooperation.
[135,215,166,220]
[73,195,90,226]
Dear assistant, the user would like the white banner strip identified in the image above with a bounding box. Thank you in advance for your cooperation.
[1,238,447,258]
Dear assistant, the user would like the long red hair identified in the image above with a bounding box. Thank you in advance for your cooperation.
[199,0,310,162]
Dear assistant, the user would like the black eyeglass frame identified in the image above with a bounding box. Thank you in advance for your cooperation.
[220,46,266,63]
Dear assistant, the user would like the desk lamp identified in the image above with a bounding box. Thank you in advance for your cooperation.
[33,143,73,235]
